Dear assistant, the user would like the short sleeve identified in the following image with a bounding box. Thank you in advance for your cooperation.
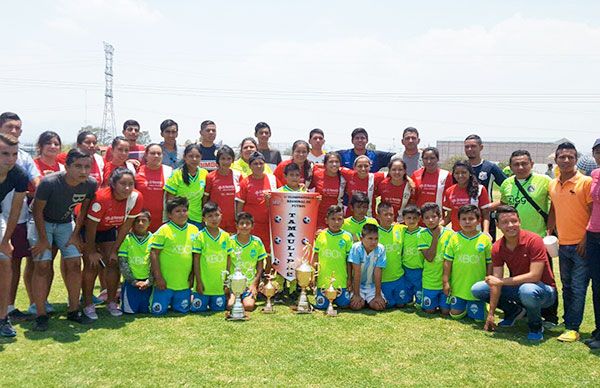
[417,229,432,251]
[499,179,510,204]
[34,178,52,201]
[87,196,106,223]
[492,164,508,186]
[484,239,492,264]
[479,186,491,208]
[164,170,180,195]
[236,178,248,203]
[313,235,322,253]
[442,187,452,211]
[86,180,98,199]
[491,241,503,267]
[443,173,454,192]
[256,239,267,260]
[375,246,387,268]
[205,173,213,197]
[20,152,40,182]
[118,236,130,257]
[528,234,549,263]
[444,236,455,261]
[273,162,285,186]
[191,233,202,254]
[127,191,144,219]
[347,244,361,264]
[150,228,166,250]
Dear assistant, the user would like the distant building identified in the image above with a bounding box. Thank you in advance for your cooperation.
[436,137,571,164]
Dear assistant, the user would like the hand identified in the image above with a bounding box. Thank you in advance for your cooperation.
[67,233,83,251]
[577,239,586,258]
[248,284,258,297]
[371,295,386,310]
[0,240,13,258]
[108,252,119,264]
[346,280,353,293]
[135,280,150,290]
[443,282,451,297]
[87,252,103,268]
[155,276,167,291]
[484,314,497,332]
[350,294,364,310]
[31,238,50,258]
[485,275,503,287]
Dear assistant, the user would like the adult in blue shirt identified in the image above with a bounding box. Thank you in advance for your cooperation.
[198,120,219,172]
[337,128,396,172]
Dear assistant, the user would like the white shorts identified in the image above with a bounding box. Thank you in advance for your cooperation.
[0,217,7,260]
[359,285,386,304]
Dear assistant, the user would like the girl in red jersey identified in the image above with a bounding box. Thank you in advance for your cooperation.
[310,151,346,229]
[273,140,313,188]
[204,145,241,234]
[82,168,144,319]
[102,137,136,186]
[442,160,491,233]
[58,131,105,186]
[375,158,415,222]
[34,131,64,176]
[135,144,172,232]
[411,147,453,209]
[341,155,385,217]
[235,152,279,254]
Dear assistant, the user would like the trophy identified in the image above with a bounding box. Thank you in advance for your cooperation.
[294,244,315,314]
[223,265,248,321]
[259,270,280,313]
[322,272,342,317]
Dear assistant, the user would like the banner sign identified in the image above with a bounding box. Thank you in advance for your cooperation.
[269,191,319,281]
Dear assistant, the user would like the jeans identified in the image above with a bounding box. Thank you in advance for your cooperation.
[586,231,600,336]
[559,244,590,331]
[472,281,556,331]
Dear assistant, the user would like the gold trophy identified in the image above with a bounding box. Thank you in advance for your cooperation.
[294,244,315,314]
[322,272,342,317]
[259,270,280,313]
[223,265,249,321]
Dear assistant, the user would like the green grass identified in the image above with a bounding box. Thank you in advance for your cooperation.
[3,259,600,387]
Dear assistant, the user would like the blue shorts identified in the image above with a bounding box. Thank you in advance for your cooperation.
[150,288,191,315]
[314,288,351,310]
[28,220,81,261]
[421,288,450,311]
[240,290,254,300]
[381,277,410,307]
[121,282,151,314]
[449,296,486,321]
[403,267,423,305]
[190,292,226,312]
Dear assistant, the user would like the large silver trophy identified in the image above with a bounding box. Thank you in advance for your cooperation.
[224,251,249,321]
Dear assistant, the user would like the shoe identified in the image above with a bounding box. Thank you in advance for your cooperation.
[83,305,98,321]
[67,311,94,325]
[588,340,600,350]
[499,307,527,327]
[27,303,37,315]
[8,308,33,322]
[107,302,123,317]
[79,295,104,305]
[98,289,108,303]
[527,327,544,341]
[543,320,559,330]
[45,301,54,314]
[33,315,50,332]
[0,318,16,337]
[557,329,580,342]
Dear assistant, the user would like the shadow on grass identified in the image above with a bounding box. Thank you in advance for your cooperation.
[0,336,17,352]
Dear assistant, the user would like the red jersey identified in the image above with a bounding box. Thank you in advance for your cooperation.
[375,177,414,220]
[102,161,135,187]
[135,165,172,232]
[340,168,384,217]
[205,169,241,233]
[34,158,64,176]
[87,187,144,232]
[309,167,345,229]
[57,152,104,186]
[411,167,454,208]
[443,184,491,231]
[104,143,145,163]
[273,159,312,187]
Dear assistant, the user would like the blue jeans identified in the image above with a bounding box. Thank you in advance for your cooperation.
[559,244,590,331]
[472,281,556,331]
[587,231,600,336]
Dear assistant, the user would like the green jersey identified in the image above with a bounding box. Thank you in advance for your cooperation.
[277,185,307,192]
[151,222,200,291]
[444,232,492,301]
[231,234,267,282]
[417,227,453,290]
[378,224,406,282]
[500,173,551,237]
[402,227,424,269]
[164,167,208,223]
[118,232,152,280]
[313,229,353,288]
[342,216,378,241]
[197,228,233,295]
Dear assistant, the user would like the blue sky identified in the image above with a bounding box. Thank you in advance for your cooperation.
[2,0,600,155]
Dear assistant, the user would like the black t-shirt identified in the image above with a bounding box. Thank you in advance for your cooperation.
[35,171,97,223]
[0,164,29,213]
[199,144,218,171]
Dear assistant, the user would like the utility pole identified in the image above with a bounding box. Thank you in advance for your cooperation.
[101,41,115,145]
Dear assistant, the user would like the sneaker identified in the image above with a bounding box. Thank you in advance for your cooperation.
[588,340,600,350]
[527,327,544,341]
[8,308,33,322]
[27,303,37,315]
[107,302,123,317]
[33,315,50,332]
[0,318,16,337]
[499,307,527,327]
[79,295,104,306]
[557,329,580,342]
[67,311,94,325]
[45,301,55,314]
[97,289,108,303]
[543,320,559,330]
[83,304,98,321]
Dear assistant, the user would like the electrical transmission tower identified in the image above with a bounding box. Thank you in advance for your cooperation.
[101,41,116,145]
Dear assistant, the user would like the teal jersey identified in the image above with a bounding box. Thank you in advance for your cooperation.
[378,224,406,282]
[417,227,453,290]
[313,229,353,288]
[444,232,492,301]
[197,228,233,295]
[164,167,208,223]
[342,216,378,241]
[402,227,425,269]
[231,234,267,282]
[118,232,152,280]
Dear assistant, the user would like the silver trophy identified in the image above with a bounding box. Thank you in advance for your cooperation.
[224,251,249,321]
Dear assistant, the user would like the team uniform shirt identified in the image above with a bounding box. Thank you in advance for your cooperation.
[403,227,424,269]
[309,167,346,229]
[102,161,136,186]
[375,177,414,220]
[307,152,325,164]
[33,158,64,176]
[35,172,97,223]
[87,187,144,232]
[196,228,233,296]
[273,159,312,187]
[411,167,453,208]
[150,221,200,290]
[199,144,218,172]
[231,234,267,282]
[0,165,29,214]
[118,232,152,280]
[277,185,307,192]
[340,168,385,216]
[444,231,492,301]
[164,167,208,223]
[342,216,378,241]
[472,160,507,202]
[205,169,241,233]
[347,242,387,288]
[104,143,145,163]
[135,164,172,232]
[313,229,353,288]
[337,149,396,172]
[500,173,551,237]
[549,172,593,245]
[231,159,273,178]
[378,224,406,282]
[417,227,454,290]
[443,184,491,231]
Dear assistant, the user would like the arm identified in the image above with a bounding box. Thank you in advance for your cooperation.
[110,218,135,263]
[374,266,383,297]
[484,266,504,331]
[420,229,439,262]
[481,208,491,235]
[193,252,203,294]
[546,204,556,236]
[30,198,50,258]
[235,200,244,217]
[118,256,136,284]
[84,218,102,267]
[249,260,264,296]
[489,261,545,287]
[150,248,166,290]
[442,260,452,296]
[0,192,25,257]
[68,198,92,249]
[350,263,363,305]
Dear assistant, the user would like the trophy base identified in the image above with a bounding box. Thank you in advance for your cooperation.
[225,311,249,321]
[261,307,275,314]
[325,309,338,317]
[291,305,313,314]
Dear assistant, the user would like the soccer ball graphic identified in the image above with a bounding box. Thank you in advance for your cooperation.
[274,236,282,244]
[274,215,282,223]
[302,216,311,224]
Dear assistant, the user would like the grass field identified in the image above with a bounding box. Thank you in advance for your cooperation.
[2,258,600,386]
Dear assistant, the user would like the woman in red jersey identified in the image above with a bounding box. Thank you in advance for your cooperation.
[375,158,415,222]
[273,140,313,188]
[340,155,385,217]
[204,145,241,234]
[57,131,104,186]
[411,147,453,209]
[135,144,172,232]
[102,137,135,186]
[310,151,346,229]
[34,131,64,176]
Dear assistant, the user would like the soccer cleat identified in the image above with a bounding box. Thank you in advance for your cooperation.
[498,307,526,327]
[33,315,50,332]
[0,318,16,337]
[587,340,600,350]
[8,308,33,322]
[107,302,123,317]
[83,305,98,321]
[557,330,580,343]
[527,327,544,341]
[67,311,94,325]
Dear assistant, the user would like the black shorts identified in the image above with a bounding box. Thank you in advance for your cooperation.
[80,227,117,244]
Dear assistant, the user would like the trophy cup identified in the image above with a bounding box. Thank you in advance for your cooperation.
[224,266,248,321]
[259,270,280,313]
[294,244,315,314]
[322,272,342,317]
